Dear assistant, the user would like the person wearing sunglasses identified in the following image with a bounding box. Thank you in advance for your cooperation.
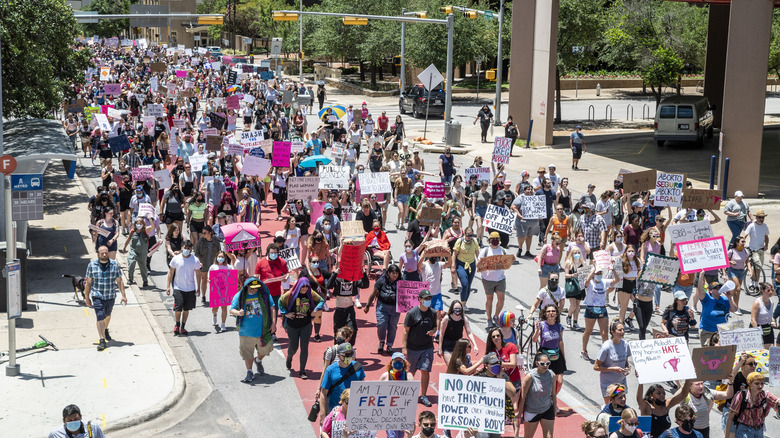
[596,383,632,428]
[409,410,442,438]
[318,342,365,424]
[720,352,757,429]
[724,371,779,438]
[637,379,692,438]
[609,408,641,438]
[520,352,557,438]
[581,420,607,438]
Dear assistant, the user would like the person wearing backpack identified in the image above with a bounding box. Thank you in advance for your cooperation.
[363,264,402,355]
[318,342,365,424]
[724,372,779,438]
[477,232,508,327]
[658,405,703,438]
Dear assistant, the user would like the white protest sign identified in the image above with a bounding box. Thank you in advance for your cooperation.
[438,373,505,434]
[89,224,111,237]
[93,113,111,132]
[593,250,613,271]
[720,327,764,352]
[667,221,714,245]
[138,203,157,219]
[149,77,158,92]
[346,380,418,431]
[291,140,305,154]
[228,143,245,157]
[520,194,547,220]
[655,172,685,207]
[279,247,301,271]
[676,236,729,274]
[154,169,172,189]
[491,137,512,165]
[464,166,491,183]
[146,103,165,117]
[240,129,264,147]
[358,172,392,195]
[770,347,780,386]
[628,337,696,384]
[189,154,208,171]
[287,176,319,200]
[483,204,516,234]
[243,94,255,104]
[319,165,350,190]
[717,320,745,334]
[241,156,271,177]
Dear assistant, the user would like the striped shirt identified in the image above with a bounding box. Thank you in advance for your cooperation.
[729,389,778,428]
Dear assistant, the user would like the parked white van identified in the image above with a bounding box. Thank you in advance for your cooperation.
[653,96,715,147]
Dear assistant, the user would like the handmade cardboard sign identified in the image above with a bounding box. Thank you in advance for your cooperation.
[132,167,154,181]
[341,220,366,241]
[241,156,272,177]
[417,205,443,227]
[422,239,451,258]
[483,204,516,234]
[638,253,680,286]
[464,166,491,183]
[319,165,350,190]
[279,247,301,271]
[623,169,656,192]
[491,137,512,165]
[628,337,696,384]
[719,327,764,352]
[272,141,291,167]
[287,177,319,200]
[667,221,714,245]
[206,135,223,152]
[358,172,392,195]
[338,242,366,281]
[681,189,722,210]
[692,345,737,381]
[240,130,264,148]
[477,255,515,272]
[654,172,686,207]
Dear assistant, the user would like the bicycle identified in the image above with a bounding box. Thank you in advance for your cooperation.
[514,306,538,372]
[743,248,766,297]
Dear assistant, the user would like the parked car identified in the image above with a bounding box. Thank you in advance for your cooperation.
[399,84,446,118]
[653,95,715,147]
[206,46,222,57]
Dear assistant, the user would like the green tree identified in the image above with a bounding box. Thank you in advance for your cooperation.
[768,11,780,77]
[81,0,132,38]
[643,46,684,105]
[1,0,93,118]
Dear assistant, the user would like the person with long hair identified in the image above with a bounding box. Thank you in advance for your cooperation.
[486,325,522,415]
[93,208,119,260]
[164,223,184,266]
[727,236,749,314]
[363,264,402,355]
[279,277,324,380]
[594,319,631,404]
[637,379,692,438]
[208,250,237,333]
[639,226,664,312]
[438,300,478,367]
[581,266,615,361]
[616,245,641,330]
[445,338,481,376]
[750,282,775,348]
[442,217,464,290]
[186,192,207,244]
[533,304,566,401]
[162,184,186,233]
[452,228,479,311]
[581,420,607,438]
[608,408,641,438]
[564,245,586,330]
[121,217,155,287]
[520,352,556,438]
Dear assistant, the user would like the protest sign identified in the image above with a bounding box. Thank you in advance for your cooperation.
[770,347,780,386]
[491,137,512,165]
[241,156,271,177]
[340,205,360,222]
[655,172,686,207]
[681,189,722,210]
[142,115,156,131]
[84,106,101,122]
[593,250,613,271]
[206,135,223,152]
[132,167,154,181]
[228,143,245,157]
[310,201,325,223]
[638,253,680,286]
[477,255,515,272]
[173,118,187,129]
[438,374,506,434]
[341,220,367,241]
[291,140,305,154]
[222,223,261,252]
[226,95,240,110]
[258,139,274,156]
[279,247,301,271]
[146,103,165,118]
[89,224,111,237]
[417,205,443,227]
[346,380,418,431]
[717,320,745,333]
[208,269,239,308]
[676,236,729,274]
[272,141,291,167]
[150,62,166,73]
[464,166,491,183]
[616,168,632,183]
[396,281,430,313]
[358,173,392,195]
[104,83,122,95]
[209,112,226,129]
[422,239,451,258]
[424,182,445,198]
[622,169,656,192]
[483,204,517,234]
[93,113,111,132]
[692,345,737,381]
[287,177,319,200]
[652,329,674,339]
[64,98,85,114]
[137,203,156,218]
[107,134,131,154]
[243,93,255,104]
[577,266,591,286]
[667,221,714,245]
[154,169,173,190]
[520,195,547,220]
[189,154,208,172]
[719,327,764,352]
[338,242,366,281]
[202,128,218,138]
[319,165,350,190]
[628,337,696,384]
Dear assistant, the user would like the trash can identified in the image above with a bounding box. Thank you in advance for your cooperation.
[0,242,29,313]
[445,120,461,147]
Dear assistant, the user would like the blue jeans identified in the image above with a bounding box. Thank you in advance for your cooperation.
[653,284,662,307]
[727,220,745,246]
[375,301,400,348]
[456,259,476,303]
[734,423,765,438]
[441,173,453,184]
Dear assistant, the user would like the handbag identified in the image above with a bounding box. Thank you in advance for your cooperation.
[308,361,362,421]
[565,277,581,298]
[541,347,560,361]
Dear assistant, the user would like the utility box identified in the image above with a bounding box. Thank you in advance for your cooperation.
[445,121,462,146]
[0,242,29,313]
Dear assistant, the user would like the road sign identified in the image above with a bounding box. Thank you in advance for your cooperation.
[417,64,444,91]
[11,174,43,221]
[6,261,21,319]
[0,155,17,175]
[484,10,493,20]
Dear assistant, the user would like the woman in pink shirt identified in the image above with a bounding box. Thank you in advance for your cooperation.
[537,232,563,289]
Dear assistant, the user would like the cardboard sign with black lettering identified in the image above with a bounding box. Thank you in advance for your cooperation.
[622,169,656,193]
[341,220,366,241]
[64,98,85,114]
[681,189,722,210]
[150,62,166,73]
[422,239,450,258]
[692,345,737,381]
[206,135,223,152]
[417,205,442,227]
[477,255,515,272]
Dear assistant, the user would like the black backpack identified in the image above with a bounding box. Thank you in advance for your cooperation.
[733,389,768,426]
[377,277,397,304]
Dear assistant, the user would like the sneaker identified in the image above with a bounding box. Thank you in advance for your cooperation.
[566,315,572,328]
[104,328,112,341]
[180,328,189,336]
[241,370,255,383]
[313,334,322,342]
[215,324,221,333]
[300,370,309,380]
[419,395,433,407]
[354,298,363,309]
[97,339,107,351]
[734,309,743,315]
[201,297,207,306]
[516,249,523,258]
[378,346,385,354]
[255,359,265,376]
[384,346,394,355]
[174,326,180,335]
[142,281,149,288]
[575,166,579,170]
[572,165,575,170]
[524,251,533,258]
[624,318,635,330]
[220,323,227,332]
[573,321,580,331]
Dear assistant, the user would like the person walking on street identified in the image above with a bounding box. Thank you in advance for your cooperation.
[364,264,402,354]
[122,217,155,287]
[319,342,365,422]
[229,277,277,383]
[478,232,509,326]
[195,226,219,306]
[279,277,324,380]
[84,245,127,351]
[570,125,586,170]
[48,404,106,438]
[474,104,494,143]
[166,241,202,336]
[723,190,751,247]
[402,289,438,407]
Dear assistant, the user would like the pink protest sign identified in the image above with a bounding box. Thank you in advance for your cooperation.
[676,236,729,274]
[209,269,239,308]
[100,104,115,116]
[104,83,122,95]
[396,280,430,313]
[272,141,292,167]
[424,182,445,198]
[222,222,261,252]
[222,55,233,65]
[310,201,325,222]
[176,70,187,78]
[227,95,240,110]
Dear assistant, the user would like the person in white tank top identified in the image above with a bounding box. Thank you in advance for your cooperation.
[750,282,775,348]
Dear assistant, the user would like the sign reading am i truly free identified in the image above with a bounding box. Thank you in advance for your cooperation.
[11,174,44,221]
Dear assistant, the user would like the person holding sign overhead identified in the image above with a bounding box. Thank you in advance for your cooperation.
[452,229,480,311]
[696,274,737,347]
[581,266,617,361]
[478,232,509,326]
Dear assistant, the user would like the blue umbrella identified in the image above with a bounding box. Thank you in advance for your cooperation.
[318,105,347,119]
[299,154,332,168]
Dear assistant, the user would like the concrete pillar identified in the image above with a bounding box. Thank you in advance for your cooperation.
[529,0,559,146]
[703,4,729,128]
[720,0,774,197]
[507,0,535,140]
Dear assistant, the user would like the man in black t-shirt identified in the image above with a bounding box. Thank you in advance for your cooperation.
[355,201,378,233]
[331,121,347,144]
[403,289,436,407]
[405,218,429,249]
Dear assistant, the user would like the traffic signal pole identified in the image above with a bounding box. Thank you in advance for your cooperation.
[494,0,504,125]
[400,8,406,94]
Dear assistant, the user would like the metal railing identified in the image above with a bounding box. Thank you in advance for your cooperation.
[605,104,613,122]
[642,104,651,120]
[588,105,595,121]
[626,104,633,121]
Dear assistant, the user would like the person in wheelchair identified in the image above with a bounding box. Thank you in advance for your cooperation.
[364,219,392,271]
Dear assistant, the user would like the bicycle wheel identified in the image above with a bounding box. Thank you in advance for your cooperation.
[743,265,766,297]
[521,321,537,370]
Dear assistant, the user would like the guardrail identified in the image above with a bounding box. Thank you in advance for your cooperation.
[588,105,595,121]
[605,104,613,122]
[626,105,633,121]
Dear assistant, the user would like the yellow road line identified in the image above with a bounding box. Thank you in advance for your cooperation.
[101,414,106,429]
[102,378,107,388]
[84,308,89,316]
[637,139,650,155]
[64,245,68,253]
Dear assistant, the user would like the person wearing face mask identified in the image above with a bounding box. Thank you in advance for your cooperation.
[166,240,203,336]
[315,202,342,236]
[478,232,509,326]
[84,246,128,352]
[511,184,541,257]
[279,278,325,380]
[205,173,226,226]
[186,192,207,245]
[208,251,237,333]
[696,275,738,346]
[122,217,155,288]
[376,352,415,438]
[452,229,480,310]
[682,380,732,438]
[637,380,693,438]
[576,201,608,251]
[254,243,290,340]
[399,239,423,282]
[528,273,565,317]
[48,404,106,438]
[195,226,220,307]
[401,289,437,407]
[438,300,478,367]
[639,226,665,312]
[581,266,616,361]
[319,342,365,423]
[658,405,703,438]
[596,384,632,428]
[229,277,277,383]
[129,186,152,221]
[365,219,392,271]
[744,209,769,289]
[609,408,641,438]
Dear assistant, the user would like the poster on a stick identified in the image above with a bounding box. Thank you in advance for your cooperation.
[318,165,350,190]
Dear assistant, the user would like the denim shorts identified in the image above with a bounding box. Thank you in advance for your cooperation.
[474,205,487,218]
[397,194,410,204]
[539,264,560,278]
[585,306,608,319]
[727,267,746,281]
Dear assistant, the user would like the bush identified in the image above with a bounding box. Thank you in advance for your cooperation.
[340,67,359,75]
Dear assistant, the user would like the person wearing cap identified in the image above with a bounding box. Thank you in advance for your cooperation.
[48,404,107,438]
[378,352,414,438]
[478,231,509,326]
[660,290,696,342]
[580,183,597,207]
[128,185,152,221]
[576,201,608,251]
[532,166,548,192]
[724,190,752,247]
[581,265,617,361]
[570,125,586,170]
[744,209,769,283]
[511,184,541,258]
[314,202,342,236]
[695,272,737,347]
[402,289,437,407]
[229,276,276,383]
[319,342,365,420]
[407,183,425,223]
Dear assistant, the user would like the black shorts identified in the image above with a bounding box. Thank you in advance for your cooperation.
[190,219,205,233]
[165,211,185,224]
[572,147,583,159]
[173,289,196,312]
[526,404,555,423]
[620,278,636,294]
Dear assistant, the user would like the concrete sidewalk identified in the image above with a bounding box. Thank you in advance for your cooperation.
[0,164,185,436]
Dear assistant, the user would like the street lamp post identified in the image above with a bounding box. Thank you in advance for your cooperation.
[400,8,406,94]
[445,14,454,123]
[493,0,504,125]
[299,0,303,84]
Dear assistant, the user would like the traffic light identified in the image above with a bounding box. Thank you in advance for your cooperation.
[414,12,427,18]
[198,16,224,25]
[440,6,453,14]
[300,51,304,60]
[463,10,477,18]
[272,12,298,21]
[343,17,368,25]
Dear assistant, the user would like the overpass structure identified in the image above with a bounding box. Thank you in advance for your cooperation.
[508,0,775,197]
